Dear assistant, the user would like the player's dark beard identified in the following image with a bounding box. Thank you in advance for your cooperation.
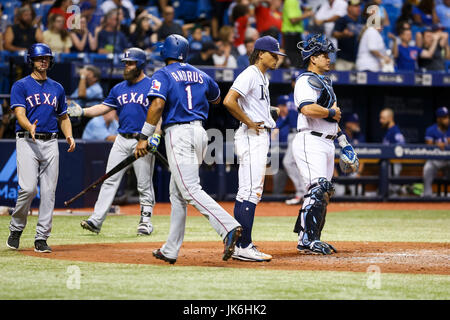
[124,67,140,81]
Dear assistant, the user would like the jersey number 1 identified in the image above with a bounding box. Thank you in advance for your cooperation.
[185,85,193,110]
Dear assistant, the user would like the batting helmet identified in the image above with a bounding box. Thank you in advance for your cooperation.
[296,34,339,61]
[161,34,189,62]
[27,43,54,68]
[121,47,147,70]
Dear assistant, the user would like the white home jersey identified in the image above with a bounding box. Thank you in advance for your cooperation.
[294,75,338,135]
[230,65,276,129]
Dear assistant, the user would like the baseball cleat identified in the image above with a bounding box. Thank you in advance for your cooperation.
[80,220,100,234]
[298,241,337,255]
[6,230,22,250]
[34,240,52,253]
[152,249,176,264]
[222,226,242,261]
[231,246,240,259]
[137,222,153,236]
[285,196,303,205]
[232,243,272,262]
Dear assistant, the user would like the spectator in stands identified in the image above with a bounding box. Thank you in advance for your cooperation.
[96,9,130,54]
[412,0,440,27]
[332,0,364,71]
[43,14,73,53]
[129,14,161,52]
[436,0,450,29]
[47,0,73,30]
[390,27,442,71]
[187,25,205,57]
[237,37,255,68]
[70,65,104,107]
[4,6,43,52]
[100,0,135,22]
[417,27,450,71]
[82,110,119,142]
[187,40,217,66]
[395,1,414,35]
[379,107,405,194]
[422,106,450,197]
[213,39,238,68]
[80,0,102,34]
[232,3,250,49]
[69,15,96,52]
[211,0,233,39]
[356,24,393,72]
[313,0,348,65]
[255,0,283,35]
[282,0,313,68]
[218,25,240,59]
[0,4,8,35]
[157,5,183,41]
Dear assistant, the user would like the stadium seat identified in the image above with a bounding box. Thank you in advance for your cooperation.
[59,53,87,64]
[89,53,114,64]
[384,4,401,26]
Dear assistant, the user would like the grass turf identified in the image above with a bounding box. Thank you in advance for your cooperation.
[0,209,449,300]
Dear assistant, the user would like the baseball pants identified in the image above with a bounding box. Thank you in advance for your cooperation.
[423,160,450,196]
[10,137,59,240]
[89,134,155,228]
[283,132,306,198]
[160,122,241,259]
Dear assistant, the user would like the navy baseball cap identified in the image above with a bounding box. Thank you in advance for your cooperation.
[343,113,360,123]
[254,36,287,56]
[436,106,449,117]
[276,95,290,106]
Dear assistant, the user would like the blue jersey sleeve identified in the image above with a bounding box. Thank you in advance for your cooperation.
[148,70,170,101]
[103,85,118,108]
[206,76,221,102]
[10,81,26,109]
[57,84,68,116]
[424,126,435,142]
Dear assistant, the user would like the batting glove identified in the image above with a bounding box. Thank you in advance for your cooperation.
[67,101,84,117]
[149,133,161,153]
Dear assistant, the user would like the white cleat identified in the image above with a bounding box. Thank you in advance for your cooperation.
[285,196,303,205]
[232,243,272,262]
[137,222,153,236]
[231,246,240,259]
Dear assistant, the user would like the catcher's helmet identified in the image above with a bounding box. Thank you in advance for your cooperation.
[27,43,54,68]
[121,47,147,70]
[161,34,189,62]
[297,34,339,61]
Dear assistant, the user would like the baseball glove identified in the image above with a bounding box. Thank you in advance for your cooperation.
[67,100,84,117]
[270,107,280,122]
[337,132,359,174]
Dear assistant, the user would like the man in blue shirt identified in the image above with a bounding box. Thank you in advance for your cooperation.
[422,106,450,197]
[97,9,130,54]
[379,107,405,194]
[82,109,119,141]
[70,66,104,107]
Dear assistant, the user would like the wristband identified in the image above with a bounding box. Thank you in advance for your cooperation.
[141,122,156,137]
[80,75,86,79]
[139,133,149,141]
[337,132,349,148]
[328,108,336,119]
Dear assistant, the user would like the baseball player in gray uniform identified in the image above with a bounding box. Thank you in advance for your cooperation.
[223,35,286,262]
[135,35,242,264]
[7,43,75,253]
[293,34,359,255]
[68,48,161,236]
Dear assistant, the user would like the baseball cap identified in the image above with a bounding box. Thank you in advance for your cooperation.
[276,95,290,106]
[343,113,360,123]
[436,106,449,117]
[348,0,361,5]
[254,36,287,56]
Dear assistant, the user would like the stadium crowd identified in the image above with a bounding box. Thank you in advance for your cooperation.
[0,0,447,71]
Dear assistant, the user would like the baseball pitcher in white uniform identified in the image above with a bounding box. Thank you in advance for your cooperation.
[223,36,286,262]
[292,34,359,255]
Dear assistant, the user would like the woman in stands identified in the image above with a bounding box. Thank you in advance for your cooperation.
[69,16,96,53]
[43,14,72,53]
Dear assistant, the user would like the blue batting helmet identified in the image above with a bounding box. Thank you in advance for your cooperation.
[27,43,54,68]
[296,34,339,61]
[161,34,189,62]
[121,47,147,70]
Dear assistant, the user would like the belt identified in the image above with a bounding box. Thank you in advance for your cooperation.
[298,130,337,140]
[240,123,272,133]
[163,120,203,131]
[16,132,58,140]
[119,132,139,140]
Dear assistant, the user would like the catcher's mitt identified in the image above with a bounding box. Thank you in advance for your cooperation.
[67,100,84,117]
[339,145,359,174]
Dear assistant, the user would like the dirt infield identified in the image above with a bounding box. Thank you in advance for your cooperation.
[22,241,450,275]
[61,201,450,217]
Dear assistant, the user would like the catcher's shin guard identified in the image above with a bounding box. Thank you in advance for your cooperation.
[293,178,334,245]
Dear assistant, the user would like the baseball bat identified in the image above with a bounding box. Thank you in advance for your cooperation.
[64,148,170,207]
